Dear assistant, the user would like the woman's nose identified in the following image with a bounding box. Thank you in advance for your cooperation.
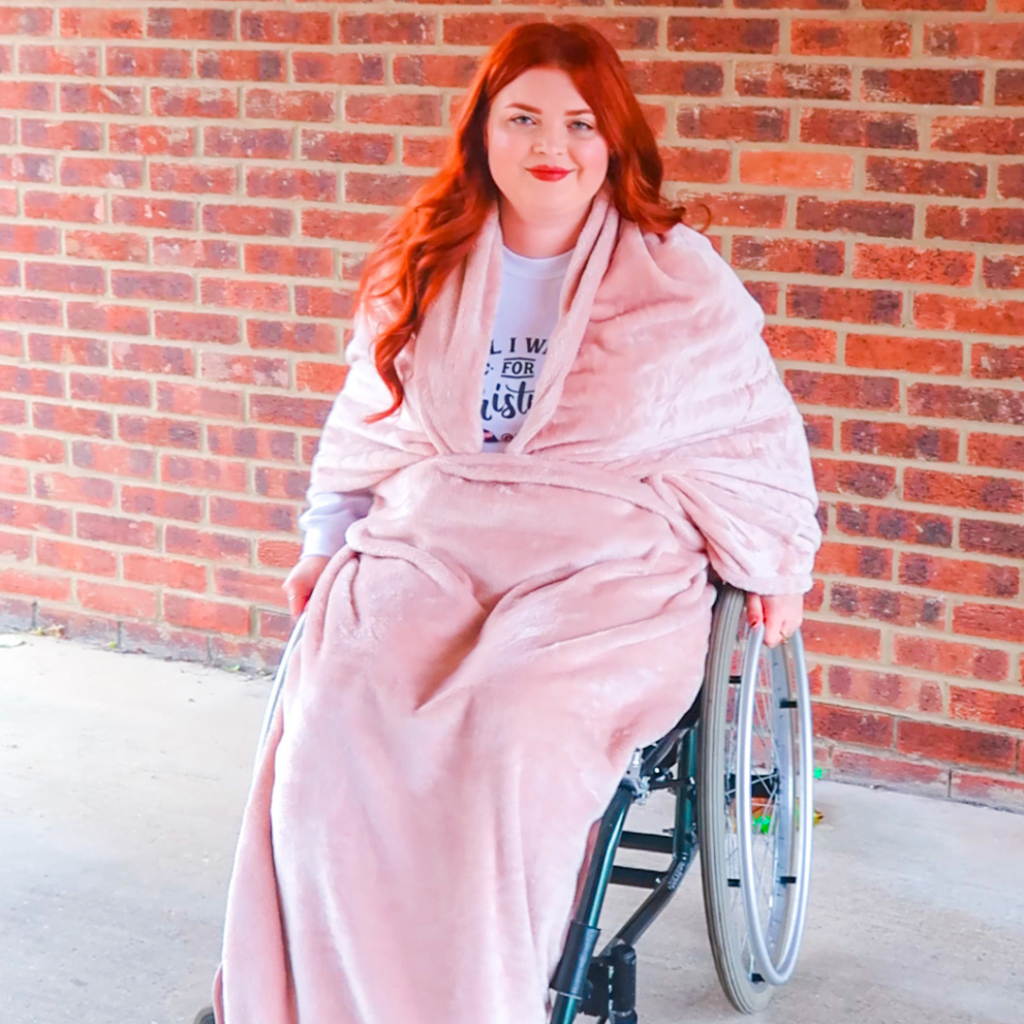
[533,126,567,155]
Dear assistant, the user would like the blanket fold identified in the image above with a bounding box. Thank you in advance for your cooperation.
[216,192,821,1024]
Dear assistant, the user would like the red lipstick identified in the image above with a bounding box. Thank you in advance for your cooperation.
[528,166,571,181]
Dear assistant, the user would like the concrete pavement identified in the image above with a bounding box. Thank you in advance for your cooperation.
[2,632,1022,1024]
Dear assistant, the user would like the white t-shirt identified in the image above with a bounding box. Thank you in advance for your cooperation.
[300,245,571,558]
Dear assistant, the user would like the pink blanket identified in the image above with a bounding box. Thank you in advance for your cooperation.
[215,193,821,1024]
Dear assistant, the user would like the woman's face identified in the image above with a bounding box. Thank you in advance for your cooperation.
[485,67,610,226]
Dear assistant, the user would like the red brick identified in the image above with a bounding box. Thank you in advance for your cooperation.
[152,237,238,269]
[150,162,236,195]
[744,280,779,315]
[852,244,973,286]
[21,118,102,151]
[814,703,893,746]
[295,362,348,395]
[147,8,234,40]
[65,231,147,263]
[25,262,105,294]
[20,43,100,76]
[124,552,206,593]
[34,468,114,505]
[201,353,289,389]
[0,224,58,255]
[932,116,1024,155]
[914,295,1024,337]
[248,389,332,429]
[0,568,70,601]
[112,269,192,302]
[865,156,986,198]
[953,602,1024,642]
[210,496,295,534]
[625,60,725,98]
[841,420,959,462]
[924,22,1024,59]
[61,8,142,38]
[32,398,111,437]
[344,172,425,207]
[926,206,1024,246]
[0,364,63,399]
[121,484,201,522]
[998,165,1024,200]
[206,425,295,462]
[865,0,985,8]
[24,191,103,224]
[831,583,944,629]
[951,773,1024,813]
[151,86,238,119]
[165,594,249,635]
[69,372,150,408]
[252,466,308,501]
[669,17,779,53]
[660,147,731,183]
[0,295,60,325]
[830,750,949,795]
[675,192,788,229]
[247,168,336,203]
[897,720,1014,772]
[813,458,897,498]
[59,84,141,116]
[257,541,301,571]
[796,198,914,239]
[996,70,1024,107]
[200,278,288,313]
[792,18,911,57]
[863,68,982,106]
[0,8,52,35]
[960,519,1024,560]
[154,310,238,345]
[198,48,284,82]
[967,432,1024,472]
[71,439,154,479]
[156,381,242,420]
[247,320,338,355]
[76,510,156,548]
[106,45,190,78]
[0,463,28,495]
[829,665,943,713]
[346,93,442,128]
[241,11,330,44]
[739,150,852,189]
[0,497,71,535]
[846,333,962,376]
[165,524,249,564]
[786,286,902,325]
[203,127,291,160]
[0,431,64,465]
[905,468,1023,514]
[77,580,157,618]
[983,257,1024,291]
[901,552,1020,600]
[393,54,479,89]
[345,13,434,45]
[66,302,149,337]
[244,245,333,279]
[112,196,195,231]
[762,325,837,362]
[292,52,384,86]
[301,130,394,166]
[119,622,208,662]
[214,567,288,608]
[109,124,193,156]
[117,414,201,450]
[29,332,107,367]
[736,61,851,100]
[800,108,918,150]
[677,104,788,143]
[245,88,335,123]
[402,136,450,169]
[814,541,893,579]
[36,538,116,577]
[202,204,291,237]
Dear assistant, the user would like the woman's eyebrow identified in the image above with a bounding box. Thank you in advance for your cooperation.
[507,102,594,116]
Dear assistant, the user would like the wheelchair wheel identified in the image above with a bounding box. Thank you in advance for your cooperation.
[698,586,814,1013]
[193,1009,215,1024]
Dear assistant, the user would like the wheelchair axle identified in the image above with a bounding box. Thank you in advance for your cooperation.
[581,944,638,1024]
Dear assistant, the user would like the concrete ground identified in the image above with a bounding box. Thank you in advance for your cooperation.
[2,632,1022,1024]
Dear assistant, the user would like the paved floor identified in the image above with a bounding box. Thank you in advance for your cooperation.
[2,632,1022,1024]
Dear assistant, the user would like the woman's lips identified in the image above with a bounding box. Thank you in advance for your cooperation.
[528,166,571,181]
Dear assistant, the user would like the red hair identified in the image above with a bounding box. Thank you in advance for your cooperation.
[358,21,686,421]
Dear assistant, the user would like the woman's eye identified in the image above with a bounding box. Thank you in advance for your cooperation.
[570,121,595,132]
[511,115,534,126]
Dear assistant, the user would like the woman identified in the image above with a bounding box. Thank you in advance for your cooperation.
[214,22,821,1024]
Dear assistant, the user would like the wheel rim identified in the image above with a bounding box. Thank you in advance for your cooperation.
[734,624,813,986]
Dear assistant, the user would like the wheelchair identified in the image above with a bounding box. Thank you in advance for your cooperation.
[196,583,814,1023]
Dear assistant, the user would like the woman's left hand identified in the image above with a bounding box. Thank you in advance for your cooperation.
[746,592,804,647]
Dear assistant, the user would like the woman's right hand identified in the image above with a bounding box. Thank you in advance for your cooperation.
[283,555,331,619]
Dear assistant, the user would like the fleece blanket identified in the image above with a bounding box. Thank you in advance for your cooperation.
[214,192,821,1024]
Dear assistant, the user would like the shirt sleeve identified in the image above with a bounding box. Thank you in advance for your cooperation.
[298,489,373,559]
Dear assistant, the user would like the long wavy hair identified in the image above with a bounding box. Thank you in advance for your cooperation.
[358,21,687,421]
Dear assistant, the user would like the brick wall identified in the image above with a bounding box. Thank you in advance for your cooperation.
[0,2,1022,809]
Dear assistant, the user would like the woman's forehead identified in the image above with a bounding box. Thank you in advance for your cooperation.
[493,67,591,112]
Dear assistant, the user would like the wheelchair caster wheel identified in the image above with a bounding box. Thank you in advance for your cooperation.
[193,1009,216,1024]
